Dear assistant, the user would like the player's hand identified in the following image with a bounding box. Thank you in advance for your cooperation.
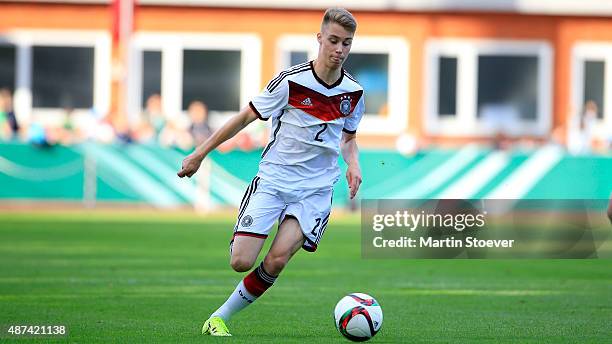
[177,152,204,178]
[346,164,362,199]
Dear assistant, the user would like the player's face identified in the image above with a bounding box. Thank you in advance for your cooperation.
[317,23,354,69]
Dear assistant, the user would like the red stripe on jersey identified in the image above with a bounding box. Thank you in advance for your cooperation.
[288,81,363,122]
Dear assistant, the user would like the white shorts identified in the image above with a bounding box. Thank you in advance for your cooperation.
[231,176,333,252]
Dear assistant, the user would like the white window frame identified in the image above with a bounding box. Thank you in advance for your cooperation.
[425,39,553,137]
[129,32,261,127]
[571,42,612,139]
[0,30,110,126]
[276,35,314,71]
[276,35,409,135]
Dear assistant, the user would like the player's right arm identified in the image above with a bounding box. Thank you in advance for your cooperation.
[177,105,258,178]
[178,68,288,178]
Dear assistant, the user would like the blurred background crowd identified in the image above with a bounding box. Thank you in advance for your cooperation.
[0,84,608,156]
[0,88,267,152]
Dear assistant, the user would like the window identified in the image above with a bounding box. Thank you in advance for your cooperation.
[438,56,457,117]
[277,35,409,134]
[583,60,605,119]
[343,53,388,115]
[130,33,260,124]
[32,46,94,108]
[0,30,111,123]
[0,45,15,91]
[141,50,162,108]
[182,50,241,111]
[477,55,538,121]
[425,40,552,136]
[289,51,309,67]
[572,43,612,138]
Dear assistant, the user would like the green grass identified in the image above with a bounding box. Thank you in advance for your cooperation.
[0,212,611,343]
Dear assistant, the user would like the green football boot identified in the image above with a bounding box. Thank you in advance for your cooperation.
[202,316,232,337]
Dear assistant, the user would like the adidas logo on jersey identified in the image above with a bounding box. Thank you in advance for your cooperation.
[301,97,313,106]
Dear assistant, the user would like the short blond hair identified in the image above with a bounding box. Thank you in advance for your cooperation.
[321,8,357,33]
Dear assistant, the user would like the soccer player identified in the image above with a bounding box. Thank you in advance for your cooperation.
[177,7,364,336]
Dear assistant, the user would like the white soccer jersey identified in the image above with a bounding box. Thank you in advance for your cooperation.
[249,61,365,190]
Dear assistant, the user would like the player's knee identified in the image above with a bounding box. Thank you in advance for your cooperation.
[230,256,255,272]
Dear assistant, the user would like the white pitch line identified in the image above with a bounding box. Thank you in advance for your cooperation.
[486,145,563,200]
[438,151,509,199]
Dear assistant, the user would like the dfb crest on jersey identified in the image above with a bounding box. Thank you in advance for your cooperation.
[241,215,253,227]
[339,95,352,116]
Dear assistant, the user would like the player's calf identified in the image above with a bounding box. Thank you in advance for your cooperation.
[262,251,291,276]
[262,216,306,276]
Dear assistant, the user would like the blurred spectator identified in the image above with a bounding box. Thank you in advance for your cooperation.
[395,132,420,156]
[56,108,86,145]
[76,107,116,144]
[188,100,212,146]
[27,121,54,148]
[0,88,20,141]
[567,100,597,155]
[134,93,165,143]
[112,115,134,144]
[159,116,192,150]
[94,117,116,144]
[550,124,566,148]
[480,105,517,150]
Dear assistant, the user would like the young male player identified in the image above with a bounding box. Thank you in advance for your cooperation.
[177,8,364,336]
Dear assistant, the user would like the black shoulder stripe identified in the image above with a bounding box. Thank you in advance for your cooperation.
[344,70,359,84]
[267,65,311,93]
[267,66,311,93]
[266,62,311,90]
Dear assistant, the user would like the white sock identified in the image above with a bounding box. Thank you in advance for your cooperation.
[210,280,257,321]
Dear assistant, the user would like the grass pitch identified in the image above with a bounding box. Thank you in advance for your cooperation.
[0,212,610,343]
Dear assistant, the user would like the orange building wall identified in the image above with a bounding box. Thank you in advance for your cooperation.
[0,3,110,30]
[1,3,612,147]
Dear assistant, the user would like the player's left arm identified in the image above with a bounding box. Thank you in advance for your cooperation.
[341,131,361,200]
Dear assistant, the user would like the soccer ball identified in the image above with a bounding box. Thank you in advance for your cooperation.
[334,293,383,342]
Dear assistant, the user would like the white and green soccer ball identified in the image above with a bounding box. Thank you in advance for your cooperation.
[334,293,383,342]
